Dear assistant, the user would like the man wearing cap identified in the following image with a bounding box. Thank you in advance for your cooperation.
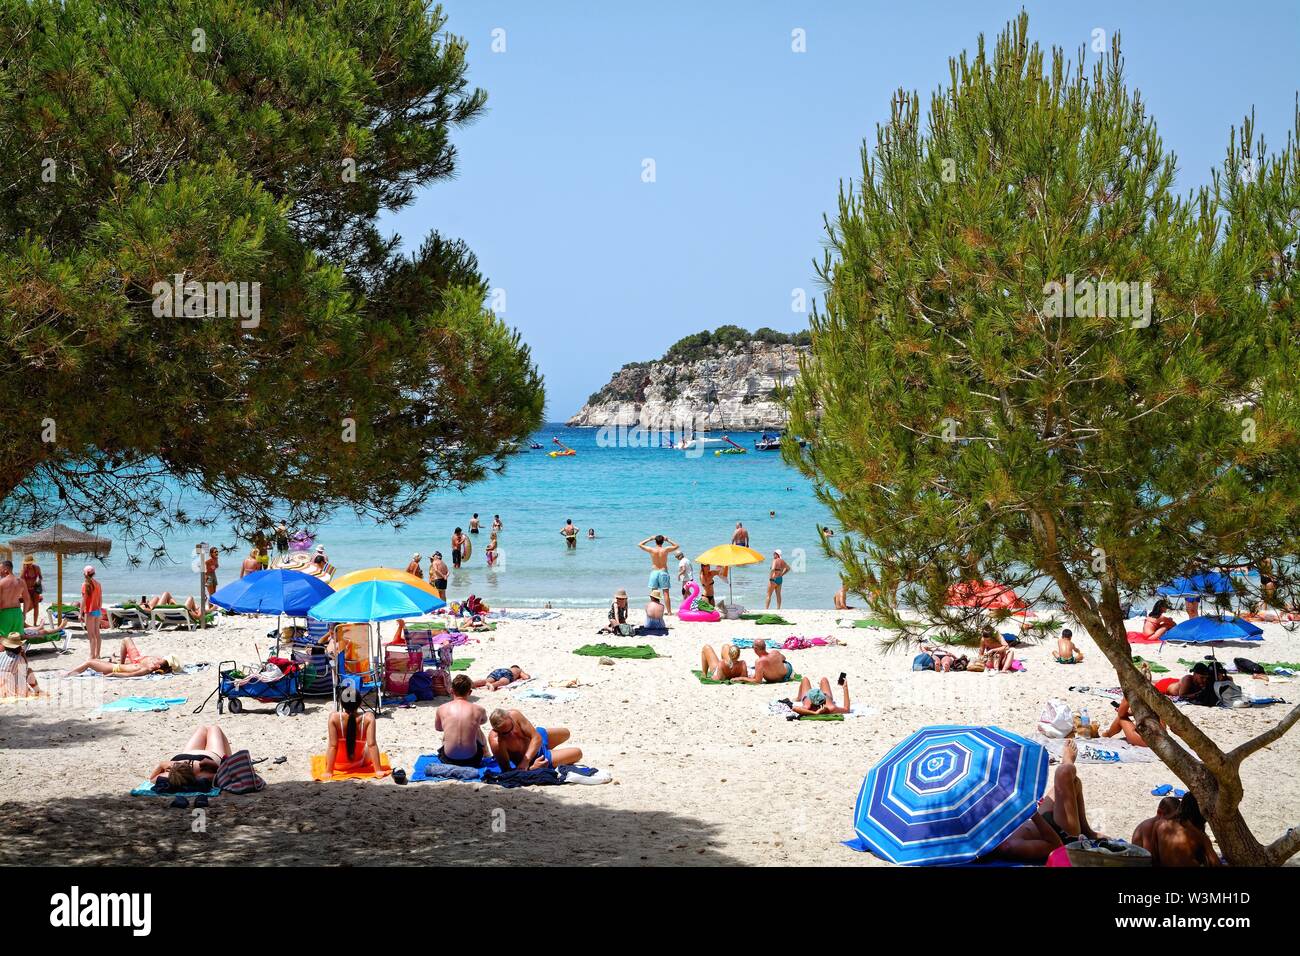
[79,564,104,660]
[406,553,423,578]
[0,561,34,647]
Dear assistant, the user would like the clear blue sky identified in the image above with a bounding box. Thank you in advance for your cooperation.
[382,0,1300,420]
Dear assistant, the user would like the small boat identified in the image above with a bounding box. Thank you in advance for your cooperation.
[529,441,542,449]
[754,433,782,451]
[549,437,576,458]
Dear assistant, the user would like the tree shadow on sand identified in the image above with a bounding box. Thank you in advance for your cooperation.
[0,778,743,866]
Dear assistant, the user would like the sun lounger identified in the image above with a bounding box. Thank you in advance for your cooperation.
[107,605,148,629]
[21,627,68,654]
[149,605,216,630]
[44,604,80,627]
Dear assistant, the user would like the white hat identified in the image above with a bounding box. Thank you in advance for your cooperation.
[412,553,421,560]
[315,545,325,553]
[773,549,781,557]
[83,565,96,575]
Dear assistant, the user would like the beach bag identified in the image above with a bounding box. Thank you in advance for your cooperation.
[616,623,635,638]
[1234,657,1265,675]
[408,671,436,701]
[1037,698,1075,738]
[215,749,265,794]
[911,653,934,672]
[1214,680,1245,708]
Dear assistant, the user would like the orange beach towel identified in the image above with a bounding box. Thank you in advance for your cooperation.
[310,752,392,781]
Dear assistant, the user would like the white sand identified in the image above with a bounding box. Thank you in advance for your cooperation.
[1,609,1297,866]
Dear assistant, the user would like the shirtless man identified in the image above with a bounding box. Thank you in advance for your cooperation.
[450,528,466,569]
[732,521,749,547]
[469,513,481,535]
[0,561,34,639]
[638,534,679,614]
[1147,795,1221,866]
[560,519,579,549]
[435,674,488,767]
[1131,797,1181,852]
[488,708,582,771]
[729,638,793,684]
[700,643,748,681]
[428,552,449,600]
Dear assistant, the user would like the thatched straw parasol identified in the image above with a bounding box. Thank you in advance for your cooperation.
[7,524,112,623]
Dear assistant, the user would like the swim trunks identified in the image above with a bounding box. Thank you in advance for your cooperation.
[0,606,24,635]
[438,741,484,768]
[488,668,513,682]
[782,659,793,681]
[433,578,448,590]
[647,569,671,590]
[536,726,553,767]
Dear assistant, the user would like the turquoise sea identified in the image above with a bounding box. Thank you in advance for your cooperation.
[74,427,842,609]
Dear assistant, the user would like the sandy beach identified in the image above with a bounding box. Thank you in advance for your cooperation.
[2,608,1297,867]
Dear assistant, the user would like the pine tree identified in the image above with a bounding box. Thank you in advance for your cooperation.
[788,14,1300,864]
[0,0,544,547]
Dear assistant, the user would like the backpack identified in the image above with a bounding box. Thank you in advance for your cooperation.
[1214,680,1245,708]
[1234,657,1265,675]
[408,671,436,701]
[912,653,935,672]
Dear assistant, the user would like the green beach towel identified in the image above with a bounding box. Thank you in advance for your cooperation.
[691,669,801,685]
[1132,656,1170,673]
[448,657,474,672]
[740,613,792,625]
[573,643,659,659]
[852,618,889,628]
[798,713,844,721]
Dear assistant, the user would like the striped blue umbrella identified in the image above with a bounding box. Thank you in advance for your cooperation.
[852,725,1048,866]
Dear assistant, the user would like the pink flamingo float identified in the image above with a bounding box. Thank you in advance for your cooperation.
[678,579,721,622]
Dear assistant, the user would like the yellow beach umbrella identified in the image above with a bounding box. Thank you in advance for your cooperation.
[694,544,764,609]
[331,567,440,597]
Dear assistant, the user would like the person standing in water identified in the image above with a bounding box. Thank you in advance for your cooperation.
[638,534,679,615]
[561,519,579,549]
[450,528,465,569]
[429,552,449,600]
[732,522,749,547]
[470,513,481,535]
[492,514,503,533]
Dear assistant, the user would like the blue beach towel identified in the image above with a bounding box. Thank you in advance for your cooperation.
[99,696,187,713]
[411,753,499,783]
[131,780,220,799]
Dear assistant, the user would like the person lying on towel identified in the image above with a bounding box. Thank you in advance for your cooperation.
[149,723,233,791]
[789,675,851,716]
[727,639,792,684]
[488,708,582,771]
[436,674,488,767]
[64,653,180,678]
[472,664,529,691]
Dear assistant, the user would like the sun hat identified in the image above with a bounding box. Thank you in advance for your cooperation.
[2,632,24,650]
[167,655,182,672]
[412,553,421,560]
[773,549,782,557]
[21,554,34,565]
[806,687,827,707]
[614,588,628,599]
[649,588,662,600]
[315,545,325,553]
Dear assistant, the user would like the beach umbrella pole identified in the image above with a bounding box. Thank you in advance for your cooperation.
[56,554,63,626]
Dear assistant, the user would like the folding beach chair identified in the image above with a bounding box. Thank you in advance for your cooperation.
[22,628,69,654]
[44,604,80,628]
[331,623,384,714]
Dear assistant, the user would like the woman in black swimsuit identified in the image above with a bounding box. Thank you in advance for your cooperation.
[148,724,233,790]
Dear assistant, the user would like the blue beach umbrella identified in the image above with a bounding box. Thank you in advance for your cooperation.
[851,725,1048,866]
[307,580,445,623]
[1162,615,1263,647]
[1157,572,1235,599]
[208,569,334,616]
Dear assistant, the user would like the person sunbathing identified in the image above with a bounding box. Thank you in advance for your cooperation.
[700,643,749,681]
[144,593,203,619]
[473,664,529,691]
[978,627,1015,672]
[148,723,232,791]
[728,639,793,684]
[323,696,384,779]
[790,675,851,715]
[1148,793,1221,866]
[919,643,966,672]
[65,653,179,678]
[436,674,489,767]
[488,708,582,770]
[1143,600,1177,641]
[991,739,1101,862]
[1131,796,1182,852]
[1102,697,1167,747]
[1055,628,1085,663]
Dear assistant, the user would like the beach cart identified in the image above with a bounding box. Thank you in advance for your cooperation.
[199,658,308,717]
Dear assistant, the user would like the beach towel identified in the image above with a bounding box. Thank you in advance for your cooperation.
[1131,656,1169,674]
[1068,685,1125,702]
[851,618,888,628]
[767,698,860,720]
[1127,631,1162,644]
[412,753,493,782]
[1036,735,1162,765]
[448,657,474,672]
[572,643,659,659]
[692,669,800,685]
[780,636,837,650]
[742,613,792,625]
[490,609,560,621]
[310,752,393,781]
[516,687,580,703]
[131,780,220,799]
[411,753,609,785]
[98,696,187,713]
[66,663,210,682]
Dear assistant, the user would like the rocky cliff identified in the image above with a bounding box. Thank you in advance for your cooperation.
[566,342,808,430]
